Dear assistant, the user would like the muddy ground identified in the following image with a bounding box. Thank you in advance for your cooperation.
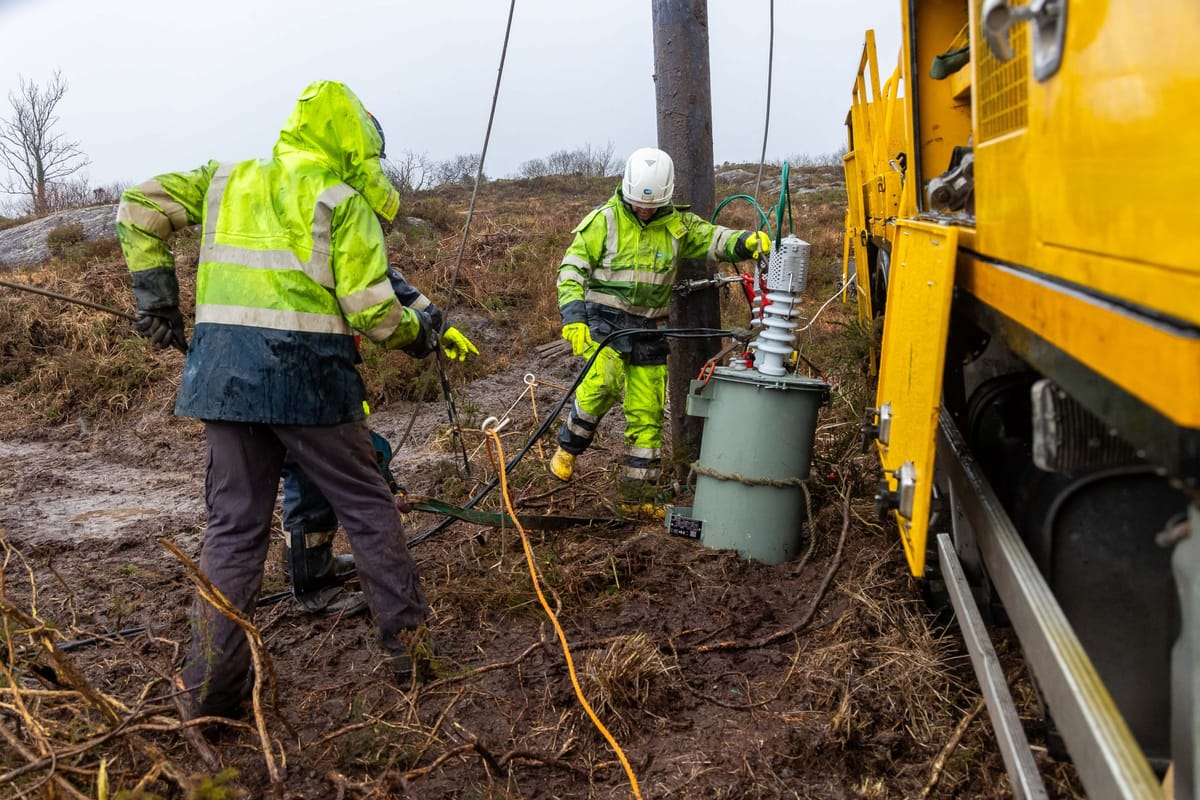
[0,331,1086,799]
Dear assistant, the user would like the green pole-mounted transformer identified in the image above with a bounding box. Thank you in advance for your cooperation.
[669,235,829,565]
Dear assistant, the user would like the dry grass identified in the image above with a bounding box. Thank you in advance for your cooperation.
[0,232,196,435]
[580,632,680,740]
[0,176,595,434]
[0,166,821,435]
[0,167,1086,798]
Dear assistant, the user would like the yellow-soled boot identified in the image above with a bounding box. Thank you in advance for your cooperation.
[549,447,576,481]
[617,501,667,522]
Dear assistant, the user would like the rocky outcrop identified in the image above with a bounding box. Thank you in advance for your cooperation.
[0,205,119,269]
[715,165,845,197]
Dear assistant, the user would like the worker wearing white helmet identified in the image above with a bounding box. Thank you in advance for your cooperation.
[550,147,770,516]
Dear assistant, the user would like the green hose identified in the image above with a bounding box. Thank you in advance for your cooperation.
[773,161,795,248]
[711,193,773,239]
[710,160,795,249]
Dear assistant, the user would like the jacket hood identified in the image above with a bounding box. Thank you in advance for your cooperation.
[273,80,400,221]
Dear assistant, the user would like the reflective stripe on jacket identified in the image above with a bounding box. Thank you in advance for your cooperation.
[117,81,421,424]
[557,188,745,325]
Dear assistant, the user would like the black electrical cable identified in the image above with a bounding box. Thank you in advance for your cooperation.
[407,326,739,546]
[435,348,472,477]
[432,0,517,476]
[0,278,188,354]
[752,0,776,206]
[0,278,136,320]
[29,588,297,656]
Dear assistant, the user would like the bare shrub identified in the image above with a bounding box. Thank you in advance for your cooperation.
[781,149,847,168]
[433,153,486,188]
[519,157,549,178]
[540,141,616,178]
[384,149,434,193]
[45,220,85,257]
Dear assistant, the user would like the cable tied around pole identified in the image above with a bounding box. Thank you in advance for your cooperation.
[689,461,809,488]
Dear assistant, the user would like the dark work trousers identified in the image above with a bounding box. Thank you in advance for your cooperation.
[182,420,428,715]
[281,455,338,534]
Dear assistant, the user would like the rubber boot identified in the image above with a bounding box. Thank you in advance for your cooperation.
[549,447,576,481]
[616,501,667,522]
[616,480,667,522]
[284,530,366,616]
[385,624,435,689]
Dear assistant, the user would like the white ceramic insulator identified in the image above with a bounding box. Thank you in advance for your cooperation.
[749,235,810,374]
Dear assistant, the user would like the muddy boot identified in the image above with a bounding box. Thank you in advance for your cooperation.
[294,584,368,616]
[284,530,366,616]
[384,624,435,689]
[549,447,576,481]
[615,480,668,522]
[616,501,667,522]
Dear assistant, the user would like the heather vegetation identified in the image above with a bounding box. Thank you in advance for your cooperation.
[0,162,1083,798]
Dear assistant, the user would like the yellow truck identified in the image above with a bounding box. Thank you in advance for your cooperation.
[846,1,1200,796]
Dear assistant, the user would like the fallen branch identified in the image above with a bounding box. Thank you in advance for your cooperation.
[674,633,805,711]
[161,538,285,795]
[920,698,986,798]
[401,738,591,782]
[0,720,90,800]
[0,596,192,793]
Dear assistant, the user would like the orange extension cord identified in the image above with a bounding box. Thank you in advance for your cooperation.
[481,421,642,799]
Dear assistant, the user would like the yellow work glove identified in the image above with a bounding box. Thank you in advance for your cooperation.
[562,322,597,358]
[738,231,772,260]
[441,326,479,361]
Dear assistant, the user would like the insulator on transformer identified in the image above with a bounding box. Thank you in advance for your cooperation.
[766,234,810,294]
[751,235,810,376]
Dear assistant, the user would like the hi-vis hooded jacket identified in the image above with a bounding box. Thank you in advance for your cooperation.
[556,187,751,329]
[117,81,421,425]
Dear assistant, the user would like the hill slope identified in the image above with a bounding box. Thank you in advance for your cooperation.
[0,171,1081,798]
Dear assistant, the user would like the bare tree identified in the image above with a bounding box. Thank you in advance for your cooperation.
[44,176,124,209]
[518,157,549,178]
[384,149,434,193]
[0,70,90,216]
[532,141,616,178]
[433,153,485,188]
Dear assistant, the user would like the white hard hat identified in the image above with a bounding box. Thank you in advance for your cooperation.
[623,147,674,207]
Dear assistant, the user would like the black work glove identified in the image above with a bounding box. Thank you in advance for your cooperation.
[135,308,188,353]
[400,308,440,359]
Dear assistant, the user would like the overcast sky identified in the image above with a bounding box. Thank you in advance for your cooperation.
[0,0,900,190]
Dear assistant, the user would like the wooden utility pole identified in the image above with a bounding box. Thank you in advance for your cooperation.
[652,0,719,475]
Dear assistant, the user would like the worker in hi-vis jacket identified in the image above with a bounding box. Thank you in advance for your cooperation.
[117,80,446,717]
[549,147,771,517]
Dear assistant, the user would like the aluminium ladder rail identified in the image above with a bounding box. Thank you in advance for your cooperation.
[936,409,1163,799]
[936,531,1048,799]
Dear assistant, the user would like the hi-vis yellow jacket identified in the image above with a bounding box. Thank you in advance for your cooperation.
[117,80,421,424]
[557,188,751,328]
